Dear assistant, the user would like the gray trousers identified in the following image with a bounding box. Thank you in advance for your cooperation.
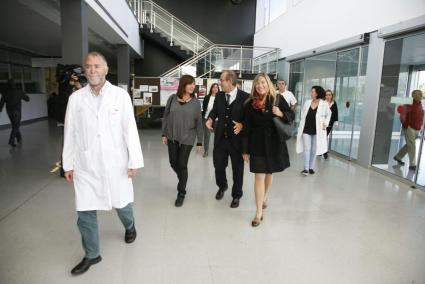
[395,127,419,166]
[77,203,134,259]
[203,118,212,153]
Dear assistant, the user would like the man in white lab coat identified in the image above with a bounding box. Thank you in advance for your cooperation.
[277,80,297,111]
[62,52,144,275]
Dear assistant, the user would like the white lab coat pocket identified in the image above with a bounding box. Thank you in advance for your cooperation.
[76,150,92,172]
[108,107,121,146]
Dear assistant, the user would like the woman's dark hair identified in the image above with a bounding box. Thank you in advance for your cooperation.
[176,75,195,99]
[208,83,219,96]
[312,85,325,99]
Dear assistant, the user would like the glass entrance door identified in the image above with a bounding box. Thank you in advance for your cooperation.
[371,32,425,185]
[330,46,368,159]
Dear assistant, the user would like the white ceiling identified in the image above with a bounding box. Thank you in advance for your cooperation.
[0,0,129,69]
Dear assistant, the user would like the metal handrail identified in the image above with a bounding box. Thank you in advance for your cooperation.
[126,1,280,78]
[142,1,211,43]
[160,45,218,77]
[161,44,280,76]
[161,45,280,78]
[134,0,213,54]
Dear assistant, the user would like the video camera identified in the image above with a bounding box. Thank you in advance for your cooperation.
[56,64,87,85]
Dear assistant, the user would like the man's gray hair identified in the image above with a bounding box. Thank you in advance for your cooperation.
[222,70,237,86]
[85,51,108,66]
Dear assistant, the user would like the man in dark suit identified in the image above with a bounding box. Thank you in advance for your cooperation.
[0,79,30,147]
[206,70,249,208]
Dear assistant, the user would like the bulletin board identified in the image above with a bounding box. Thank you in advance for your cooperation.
[133,77,161,105]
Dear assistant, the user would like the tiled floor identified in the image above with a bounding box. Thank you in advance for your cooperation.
[1,120,425,284]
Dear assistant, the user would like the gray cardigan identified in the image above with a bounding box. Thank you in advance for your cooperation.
[162,94,203,146]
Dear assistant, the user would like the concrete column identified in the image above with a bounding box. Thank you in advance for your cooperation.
[60,0,88,65]
[357,32,386,168]
[117,45,130,91]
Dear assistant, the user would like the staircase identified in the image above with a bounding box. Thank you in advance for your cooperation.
[127,0,280,78]
[160,44,281,79]
[128,0,213,58]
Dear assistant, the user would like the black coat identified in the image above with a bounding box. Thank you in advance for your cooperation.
[202,94,211,118]
[242,95,295,173]
[208,89,249,150]
[329,102,338,128]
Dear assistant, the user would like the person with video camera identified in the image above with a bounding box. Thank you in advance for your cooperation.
[55,65,84,177]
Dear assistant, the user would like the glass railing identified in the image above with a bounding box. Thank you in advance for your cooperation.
[127,0,213,54]
[161,45,280,78]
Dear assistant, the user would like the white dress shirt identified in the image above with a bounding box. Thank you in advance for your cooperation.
[227,87,238,105]
[280,90,297,106]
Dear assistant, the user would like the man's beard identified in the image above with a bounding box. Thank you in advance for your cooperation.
[88,76,104,86]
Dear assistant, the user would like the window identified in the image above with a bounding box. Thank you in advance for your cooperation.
[256,0,287,31]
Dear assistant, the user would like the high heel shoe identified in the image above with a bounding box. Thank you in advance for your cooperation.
[251,215,263,227]
[262,201,268,209]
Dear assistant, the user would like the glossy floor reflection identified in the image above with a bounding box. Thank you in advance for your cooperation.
[372,135,425,185]
[1,120,425,284]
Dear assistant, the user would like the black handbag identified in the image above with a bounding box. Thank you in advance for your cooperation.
[273,95,294,141]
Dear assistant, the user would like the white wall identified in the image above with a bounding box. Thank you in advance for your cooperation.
[254,0,425,58]
[0,94,48,126]
[84,0,142,56]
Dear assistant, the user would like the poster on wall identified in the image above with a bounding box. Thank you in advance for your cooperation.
[133,89,141,98]
[160,77,179,106]
[149,85,158,92]
[195,78,203,86]
[143,92,152,104]
[243,80,253,94]
[197,85,207,98]
[134,98,144,106]
[140,85,149,92]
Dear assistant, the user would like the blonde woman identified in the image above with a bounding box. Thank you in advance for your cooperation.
[242,73,295,227]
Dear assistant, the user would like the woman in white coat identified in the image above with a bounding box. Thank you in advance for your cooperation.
[296,86,331,175]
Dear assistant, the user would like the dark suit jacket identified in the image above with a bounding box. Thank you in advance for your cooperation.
[208,89,249,150]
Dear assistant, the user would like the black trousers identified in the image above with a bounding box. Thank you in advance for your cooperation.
[7,110,22,145]
[167,140,193,197]
[213,138,244,199]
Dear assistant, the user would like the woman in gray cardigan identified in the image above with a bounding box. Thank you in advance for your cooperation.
[162,75,203,207]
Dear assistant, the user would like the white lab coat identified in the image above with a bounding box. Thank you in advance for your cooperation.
[296,99,332,155]
[62,81,144,211]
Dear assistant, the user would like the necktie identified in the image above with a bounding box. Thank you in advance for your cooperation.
[226,94,230,105]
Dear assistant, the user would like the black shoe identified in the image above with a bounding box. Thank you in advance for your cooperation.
[409,165,417,171]
[309,169,315,174]
[202,152,208,158]
[175,196,184,207]
[323,152,328,159]
[301,170,309,176]
[125,225,137,243]
[8,142,16,147]
[71,256,102,275]
[230,198,240,208]
[215,187,227,200]
[393,156,405,165]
